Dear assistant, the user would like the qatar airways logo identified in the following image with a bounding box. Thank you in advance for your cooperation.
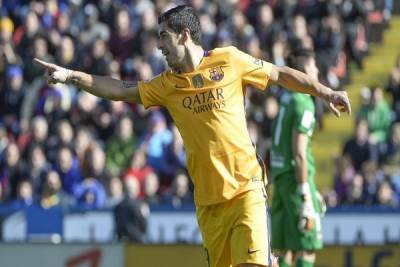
[182,88,226,114]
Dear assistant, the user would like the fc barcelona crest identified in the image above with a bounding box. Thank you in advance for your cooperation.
[192,74,204,88]
[209,67,224,81]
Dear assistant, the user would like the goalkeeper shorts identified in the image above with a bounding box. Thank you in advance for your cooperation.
[271,172,323,251]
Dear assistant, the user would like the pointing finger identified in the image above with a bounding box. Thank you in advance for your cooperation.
[33,58,55,70]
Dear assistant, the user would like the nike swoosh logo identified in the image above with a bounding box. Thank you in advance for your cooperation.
[248,248,260,254]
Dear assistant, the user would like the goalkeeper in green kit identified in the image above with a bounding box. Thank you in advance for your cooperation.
[270,50,327,267]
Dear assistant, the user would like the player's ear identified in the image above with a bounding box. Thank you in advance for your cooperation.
[181,28,191,43]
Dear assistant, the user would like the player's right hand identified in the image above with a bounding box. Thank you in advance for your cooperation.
[327,90,351,118]
[33,58,73,84]
[298,182,316,233]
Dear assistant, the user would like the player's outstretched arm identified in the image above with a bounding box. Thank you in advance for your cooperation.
[33,58,142,103]
[268,65,351,117]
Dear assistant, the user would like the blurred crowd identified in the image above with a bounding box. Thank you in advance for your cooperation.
[0,0,397,226]
[328,57,400,208]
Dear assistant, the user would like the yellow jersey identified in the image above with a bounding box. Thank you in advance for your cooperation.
[138,46,273,206]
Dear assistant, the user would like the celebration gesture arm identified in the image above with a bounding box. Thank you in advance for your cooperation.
[33,58,142,103]
[269,65,351,117]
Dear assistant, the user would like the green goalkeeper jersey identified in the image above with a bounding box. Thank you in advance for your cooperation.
[270,90,316,180]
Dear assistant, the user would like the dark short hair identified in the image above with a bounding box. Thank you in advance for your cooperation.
[158,5,202,45]
[286,49,315,72]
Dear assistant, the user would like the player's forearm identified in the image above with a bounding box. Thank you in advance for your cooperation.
[277,66,332,101]
[68,71,127,101]
[294,154,308,184]
[293,131,309,185]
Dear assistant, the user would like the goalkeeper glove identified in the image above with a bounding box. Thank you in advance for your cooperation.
[298,182,316,232]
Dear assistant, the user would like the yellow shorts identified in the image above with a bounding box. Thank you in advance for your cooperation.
[196,185,273,267]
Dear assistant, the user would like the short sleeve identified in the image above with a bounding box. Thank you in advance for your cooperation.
[293,97,315,134]
[138,74,165,108]
[230,47,273,90]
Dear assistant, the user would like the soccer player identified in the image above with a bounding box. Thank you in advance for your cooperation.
[270,50,325,267]
[34,5,350,267]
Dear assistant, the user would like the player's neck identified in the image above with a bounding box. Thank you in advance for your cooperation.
[178,45,204,74]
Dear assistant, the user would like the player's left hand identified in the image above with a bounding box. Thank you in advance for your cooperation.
[326,90,351,118]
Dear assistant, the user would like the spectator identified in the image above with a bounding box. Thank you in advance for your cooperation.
[0,142,27,200]
[141,112,172,174]
[343,119,377,171]
[158,124,186,187]
[54,146,82,195]
[0,17,19,74]
[47,119,74,163]
[40,170,74,209]
[109,7,139,63]
[55,36,77,70]
[114,177,148,243]
[143,172,161,205]
[162,171,193,208]
[345,173,366,204]
[22,115,49,160]
[0,65,26,135]
[271,38,286,67]
[386,55,400,122]
[81,142,111,187]
[375,179,398,207]
[27,145,51,194]
[357,86,391,144]
[55,10,73,37]
[314,14,345,88]
[140,31,165,76]
[106,115,137,175]
[250,95,279,160]
[22,36,54,84]
[83,38,113,76]
[362,160,383,204]
[288,15,314,51]
[125,149,154,192]
[333,155,356,203]
[73,177,106,210]
[8,180,34,210]
[52,119,74,149]
[381,123,400,176]
[79,3,110,45]
[199,12,217,50]
[70,91,99,129]
[253,3,281,57]
[339,0,368,69]
[0,125,8,157]
[105,176,124,208]
[14,10,43,58]
[74,126,93,165]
